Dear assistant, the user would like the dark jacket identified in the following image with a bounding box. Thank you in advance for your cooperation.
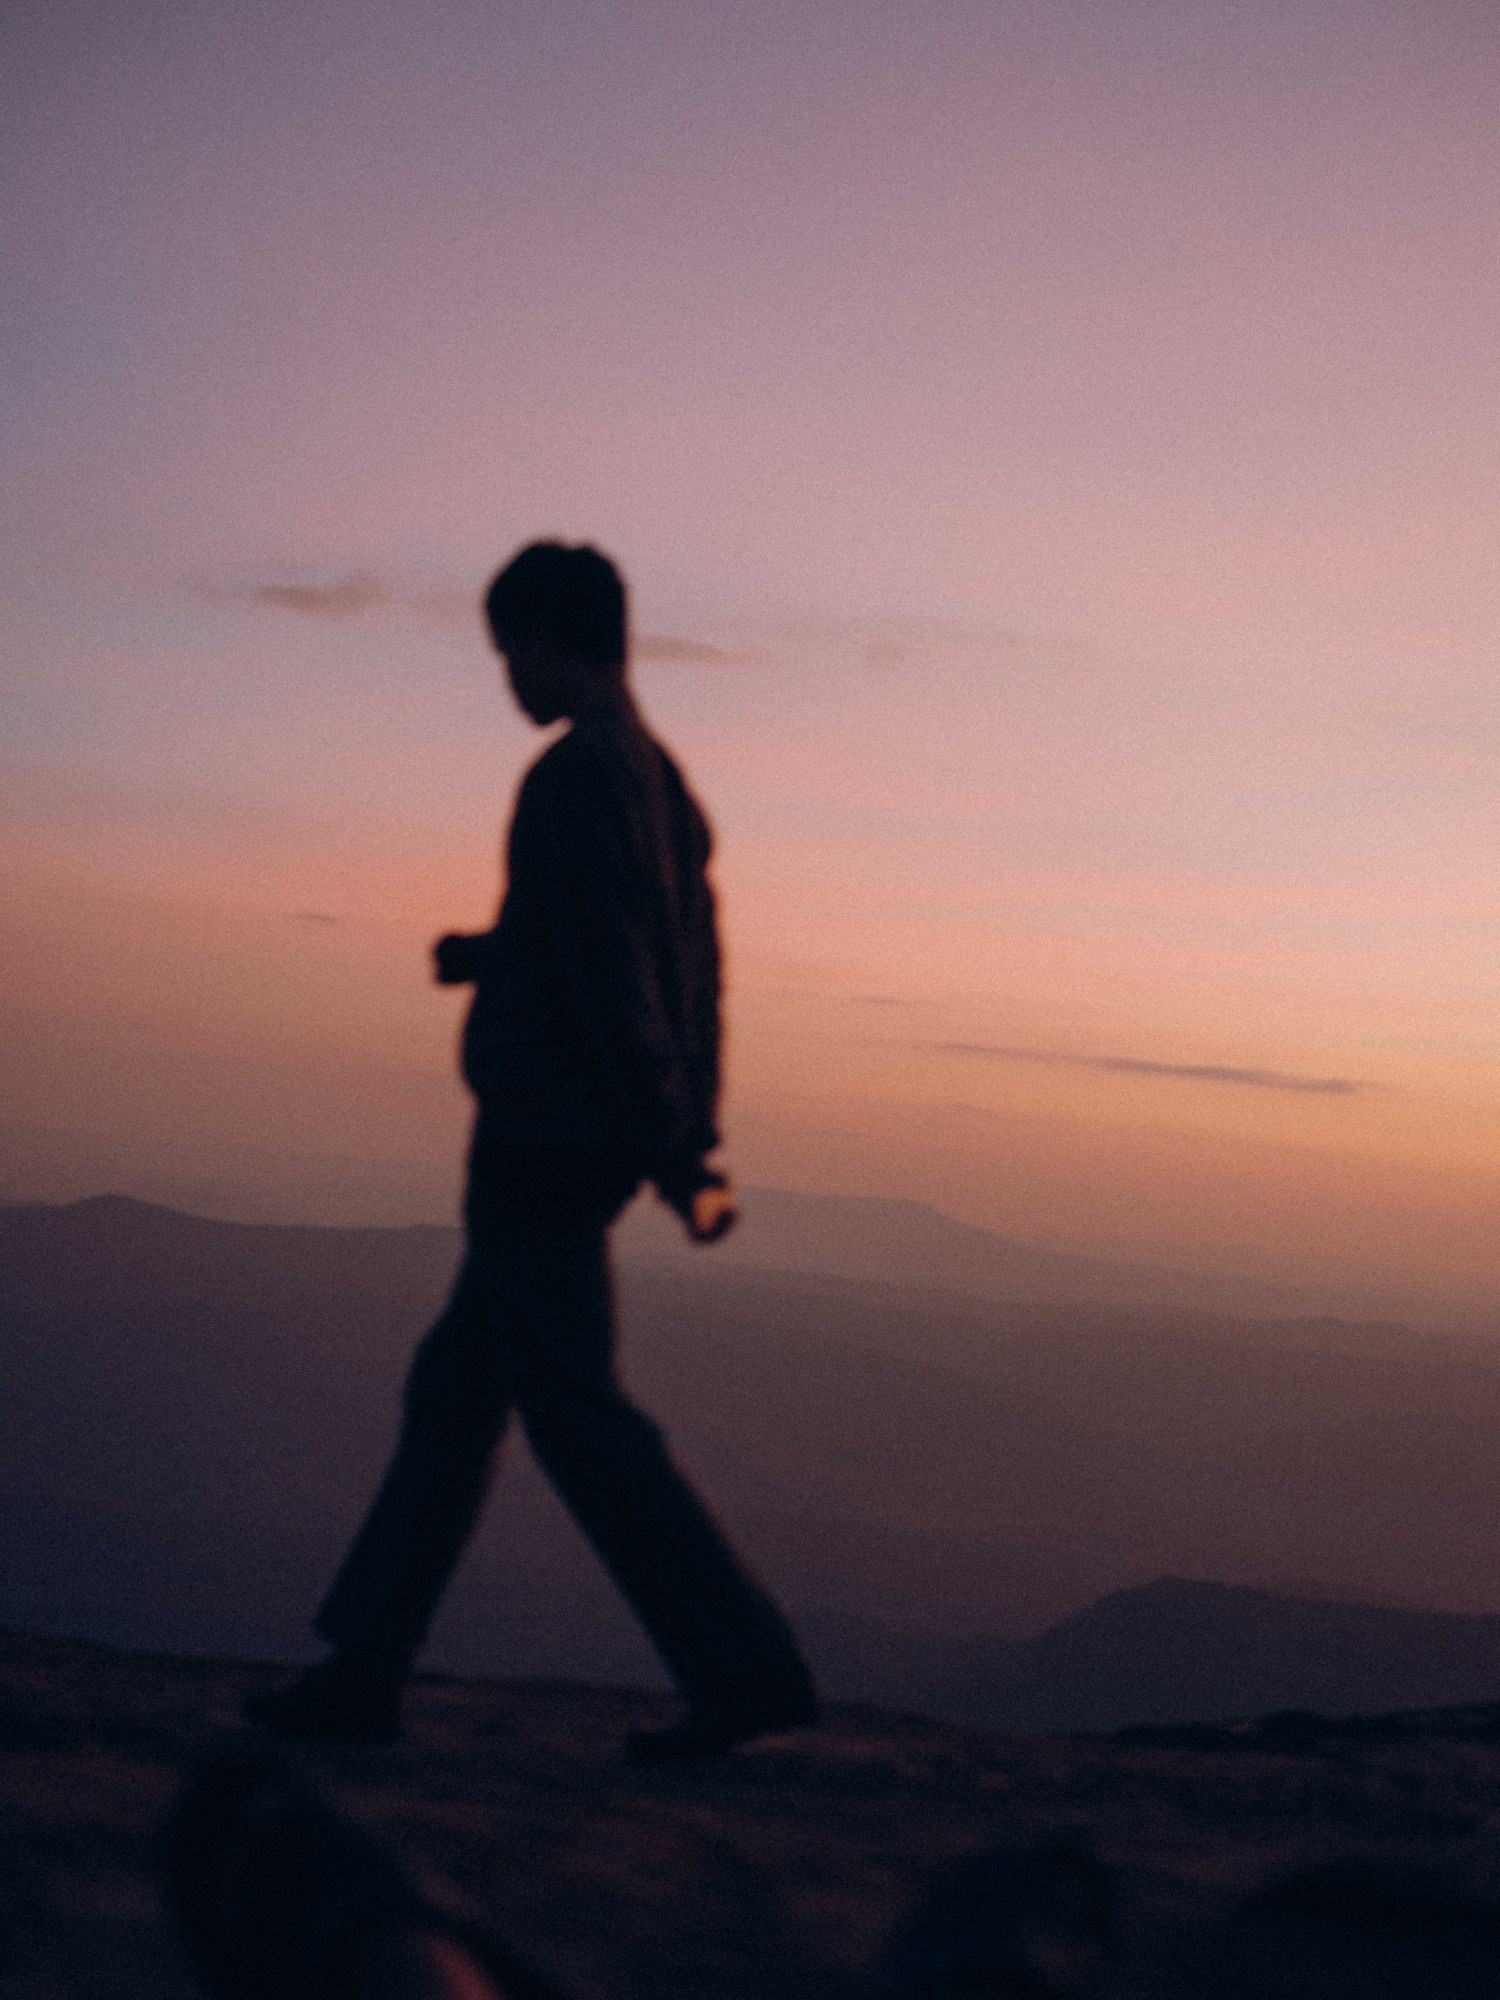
[460,698,721,1175]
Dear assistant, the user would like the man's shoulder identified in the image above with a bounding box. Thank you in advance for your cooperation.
[514,728,589,809]
[517,713,710,842]
[526,711,680,787]
[511,720,641,846]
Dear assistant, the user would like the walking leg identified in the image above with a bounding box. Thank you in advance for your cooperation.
[499,1199,815,1730]
[247,1257,514,1741]
[316,1257,515,1654]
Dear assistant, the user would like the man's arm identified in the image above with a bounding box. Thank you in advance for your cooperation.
[649,789,732,1238]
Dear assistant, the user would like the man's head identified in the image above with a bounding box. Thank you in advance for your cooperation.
[484,541,628,724]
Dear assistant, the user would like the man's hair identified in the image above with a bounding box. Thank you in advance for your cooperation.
[485,542,628,670]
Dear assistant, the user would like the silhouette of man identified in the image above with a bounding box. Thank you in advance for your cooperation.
[249,542,817,1756]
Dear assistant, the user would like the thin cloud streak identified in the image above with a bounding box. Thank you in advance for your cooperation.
[634,634,731,664]
[211,576,1030,670]
[202,568,430,622]
[210,572,734,660]
[941,1043,1366,1096]
[243,573,388,618]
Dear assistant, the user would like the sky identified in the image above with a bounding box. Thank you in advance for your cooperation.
[4,0,1499,1321]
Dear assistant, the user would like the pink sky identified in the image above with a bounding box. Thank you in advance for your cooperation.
[3,1,1498,1320]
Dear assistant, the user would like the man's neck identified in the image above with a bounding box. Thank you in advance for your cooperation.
[565,675,635,725]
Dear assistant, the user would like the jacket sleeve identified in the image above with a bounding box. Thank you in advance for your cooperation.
[675,794,722,1159]
[518,752,701,1167]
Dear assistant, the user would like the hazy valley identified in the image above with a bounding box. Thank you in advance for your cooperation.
[5,1192,1500,1732]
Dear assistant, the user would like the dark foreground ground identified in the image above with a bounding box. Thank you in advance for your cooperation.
[8,1628,1500,2000]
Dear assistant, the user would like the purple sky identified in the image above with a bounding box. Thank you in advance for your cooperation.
[4,1,1498,1316]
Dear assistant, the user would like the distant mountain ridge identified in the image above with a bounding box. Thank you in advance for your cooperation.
[985,1577,1500,1732]
[3,1177,1325,1320]
[620,1181,1328,1319]
[6,1195,1500,1733]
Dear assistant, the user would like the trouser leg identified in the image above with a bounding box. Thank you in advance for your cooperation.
[524,1377,813,1711]
[492,1195,814,1713]
[314,1258,513,1655]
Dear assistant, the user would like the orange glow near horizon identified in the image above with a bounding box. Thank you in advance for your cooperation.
[4,3,1499,1324]
[4,802,1498,1324]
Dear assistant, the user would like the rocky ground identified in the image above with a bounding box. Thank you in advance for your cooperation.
[7,1627,1500,2000]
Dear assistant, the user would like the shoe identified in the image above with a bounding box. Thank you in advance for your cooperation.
[242,1655,404,1745]
[627,1691,820,1762]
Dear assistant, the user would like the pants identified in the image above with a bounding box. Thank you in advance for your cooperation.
[315,1127,813,1713]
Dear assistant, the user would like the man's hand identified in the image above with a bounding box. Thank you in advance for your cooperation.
[684,1179,738,1244]
[432,932,483,986]
[655,1157,738,1245]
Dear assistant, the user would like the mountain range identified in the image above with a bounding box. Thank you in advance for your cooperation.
[5,1191,1500,1730]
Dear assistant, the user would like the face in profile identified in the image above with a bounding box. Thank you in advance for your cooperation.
[496,626,569,726]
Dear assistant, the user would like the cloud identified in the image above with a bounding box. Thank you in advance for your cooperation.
[848,994,913,1007]
[206,579,1033,669]
[206,575,730,657]
[204,568,469,623]
[292,910,340,925]
[767,616,1027,666]
[941,1043,1366,1096]
[634,634,732,664]
[238,572,389,619]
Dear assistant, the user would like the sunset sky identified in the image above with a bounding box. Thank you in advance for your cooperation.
[4,0,1498,1321]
